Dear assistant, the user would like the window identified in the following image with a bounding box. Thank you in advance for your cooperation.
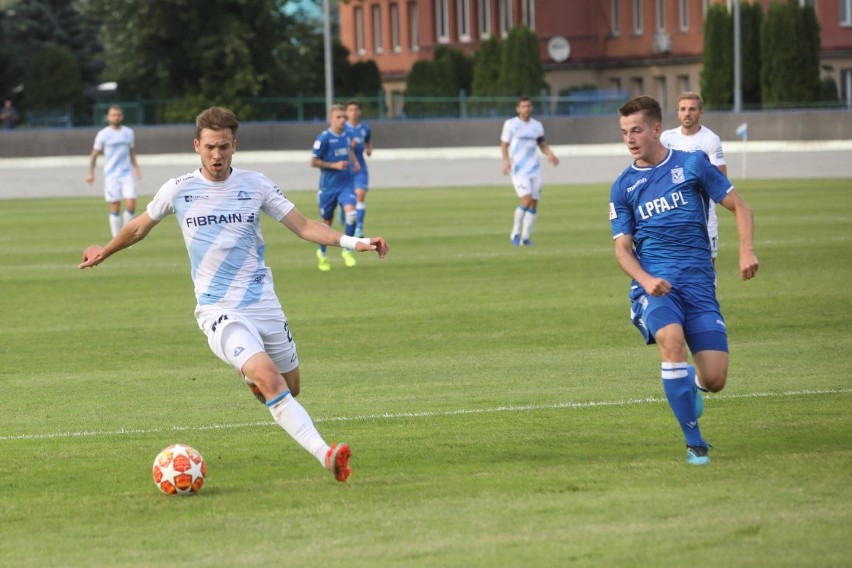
[611,0,621,36]
[841,68,852,107]
[655,76,667,109]
[372,5,383,54]
[632,77,644,97]
[354,7,365,55]
[500,0,512,37]
[478,0,492,37]
[391,3,401,52]
[458,0,471,41]
[409,1,419,50]
[678,74,690,93]
[522,0,535,30]
[656,0,665,32]
[633,0,643,34]
[679,0,688,31]
[610,77,622,92]
[843,0,852,26]
[436,0,450,43]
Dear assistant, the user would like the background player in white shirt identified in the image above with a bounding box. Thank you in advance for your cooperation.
[79,107,389,483]
[500,96,559,246]
[86,106,142,237]
[660,92,727,264]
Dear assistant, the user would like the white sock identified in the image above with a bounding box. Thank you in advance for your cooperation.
[521,209,537,240]
[268,393,329,464]
[109,213,121,237]
[122,209,135,226]
[511,206,525,237]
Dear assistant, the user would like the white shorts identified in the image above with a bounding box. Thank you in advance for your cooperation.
[707,201,719,259]
[197,309,299,374]
[511,172,543,200]
[103,175,137,203]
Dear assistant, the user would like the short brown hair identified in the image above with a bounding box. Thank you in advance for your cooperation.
[345,100,361,109]
[195,107,239,140]
[676,91,704,110]
[618,95,662,125]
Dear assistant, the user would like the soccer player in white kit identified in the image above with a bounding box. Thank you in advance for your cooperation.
[660,92,728,264]
[79,107,389,483]
[500,96,559,246]
[86,106,142,237]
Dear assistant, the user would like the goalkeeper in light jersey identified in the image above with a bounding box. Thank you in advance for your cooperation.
[610,96,758,465]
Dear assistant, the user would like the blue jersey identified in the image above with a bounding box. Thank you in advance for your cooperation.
[345,121,371,170]
[312,128,353,194]
[609,149,732,286]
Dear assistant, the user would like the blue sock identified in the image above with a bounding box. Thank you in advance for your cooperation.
[345,221,356,237]
[356,203,366,229]
[661,362,705,447]
[319,244,327,254]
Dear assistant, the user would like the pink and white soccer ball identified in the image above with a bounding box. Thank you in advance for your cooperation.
[152,444,206,495]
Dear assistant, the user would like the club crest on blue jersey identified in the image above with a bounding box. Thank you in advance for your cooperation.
[671,167,685,184]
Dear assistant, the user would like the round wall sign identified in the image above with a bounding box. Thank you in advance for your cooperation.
[547,36,571,63]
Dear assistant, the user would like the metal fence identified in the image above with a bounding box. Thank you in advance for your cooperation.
[90,89,632,126]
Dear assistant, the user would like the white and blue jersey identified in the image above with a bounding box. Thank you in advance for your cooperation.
[346,121,371,189]
[146,168,294,314]
[93,125,135,179]
[312,128,353,194]
[500,116,545,176]
[609,149,731,286]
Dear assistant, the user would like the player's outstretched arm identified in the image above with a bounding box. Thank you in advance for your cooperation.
[79,212,159,269]
[719,191,759,280]
[281,208,388,259]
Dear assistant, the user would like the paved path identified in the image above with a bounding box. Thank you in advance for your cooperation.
[1,142,850,200]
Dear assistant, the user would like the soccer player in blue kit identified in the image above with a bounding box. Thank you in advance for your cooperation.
[609,96,759,464]
[312,104,360,271]
[345,100,373,238]
[79,107,389,482]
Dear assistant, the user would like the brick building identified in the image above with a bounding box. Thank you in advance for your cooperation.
[338,0,852,111]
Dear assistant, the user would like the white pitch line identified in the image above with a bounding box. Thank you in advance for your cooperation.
[1,388,849,442]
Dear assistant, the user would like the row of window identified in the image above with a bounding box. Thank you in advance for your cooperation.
[354,0,851,58]
[353,0,535,56]
[611,0,709,36]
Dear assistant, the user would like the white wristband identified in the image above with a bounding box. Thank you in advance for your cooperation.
[339,235,370,249]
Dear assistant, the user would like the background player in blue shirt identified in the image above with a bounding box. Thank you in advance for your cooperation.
[345,100,373,238]
[609,96,759,465]
[311,104,360,271]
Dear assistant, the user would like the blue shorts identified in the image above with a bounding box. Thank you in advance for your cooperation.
[629,281,729,353]
[352,169,369,191]
[317,188,356,221]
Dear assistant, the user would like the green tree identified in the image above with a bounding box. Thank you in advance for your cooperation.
[83,0,331,108]
[434,46,473,95]
[499,26,545,97]
[761,0,822,106]
[24,43,86,120]
[700,4,733,108]
[741,1,763,106]
[0,0,102,116]
[471,36,502,97]
[796,3,822,102]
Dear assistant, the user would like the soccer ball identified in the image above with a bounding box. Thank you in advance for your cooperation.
[152,444,206,495]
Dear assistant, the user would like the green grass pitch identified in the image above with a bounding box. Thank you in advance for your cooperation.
[0,179,850,567]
